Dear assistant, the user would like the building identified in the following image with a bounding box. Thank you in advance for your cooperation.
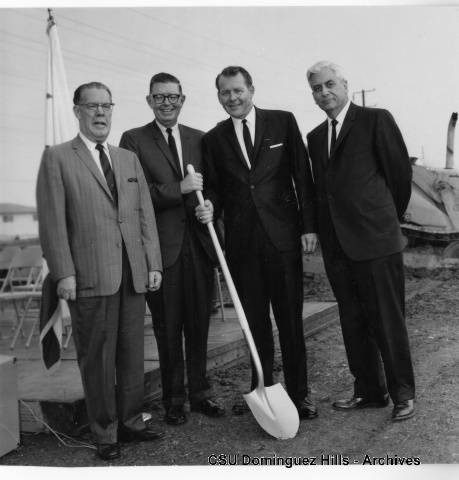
[0,203,38,241]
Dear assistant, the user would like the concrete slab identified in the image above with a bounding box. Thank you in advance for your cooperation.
[0,300,337,434]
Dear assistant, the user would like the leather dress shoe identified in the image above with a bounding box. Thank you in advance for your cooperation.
[392,399,414,422]
[118,425,165,442]
[332,395,389,411]
[191,398,225,417]
[297,397,318,420]
[165,405,187,425]
[96,443,120,461]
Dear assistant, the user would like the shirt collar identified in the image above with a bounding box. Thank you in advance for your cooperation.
[328,99,351,126]
[231,105,256,128]
[155,120,179,136]
[79,132,109,151]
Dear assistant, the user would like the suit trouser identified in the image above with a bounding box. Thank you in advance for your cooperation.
[147,228,214,407]
[228,221,308,404]
[69,249,146,444]
[322,226,415,403]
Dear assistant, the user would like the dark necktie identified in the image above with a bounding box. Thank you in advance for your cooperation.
[242,119,254,167]
[95,143,117,205]
[166,127,183,178]
[330,119,338,156]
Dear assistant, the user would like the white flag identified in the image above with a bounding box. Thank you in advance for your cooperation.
[41,11,74,372]
[45,11,76,147]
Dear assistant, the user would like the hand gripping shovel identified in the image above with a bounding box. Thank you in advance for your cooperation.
[188,165,299,439]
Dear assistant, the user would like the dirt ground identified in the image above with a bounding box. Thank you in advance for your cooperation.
[0,259,458,471]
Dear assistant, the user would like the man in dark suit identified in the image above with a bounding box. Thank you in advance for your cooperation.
[197,66,318,420]
[306,61,415,421]
[120,73,225,426]
[36,82,164,461]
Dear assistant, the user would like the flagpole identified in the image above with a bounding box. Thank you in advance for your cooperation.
[44,8,54,148]
[40,8,75,371]
[45,8,76,147]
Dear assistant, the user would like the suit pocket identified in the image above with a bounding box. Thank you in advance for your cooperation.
[269,143,283,149]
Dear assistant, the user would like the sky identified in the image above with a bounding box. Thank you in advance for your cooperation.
[0,1,458,207]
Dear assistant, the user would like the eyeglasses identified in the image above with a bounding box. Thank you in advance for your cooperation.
[150,94,181,105]
[78,103,115,112]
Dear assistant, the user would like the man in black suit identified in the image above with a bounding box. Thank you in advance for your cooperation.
[197,66,318,420]
[306,61,415,421]
[120,73,225,426]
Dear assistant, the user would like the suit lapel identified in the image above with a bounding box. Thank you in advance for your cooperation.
[179,124,191,175]
[330,102,357,159]
[108,145,121,202]
[151,121,181,177]
[311,120,329,169]
[72,136,113,200]
[318,121,329,169]
[222,118,249,170]
[252,107,266,167]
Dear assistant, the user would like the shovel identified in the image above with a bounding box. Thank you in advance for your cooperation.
[188,164,299,439]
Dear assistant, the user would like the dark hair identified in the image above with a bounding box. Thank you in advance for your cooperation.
[73,82,112,105]
[149,72,182,94]
[215,66,253,91]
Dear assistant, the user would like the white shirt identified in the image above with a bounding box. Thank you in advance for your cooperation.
[231,106,256,169]
[155,121,184,177]
[327,100,351,156]
[78,132,112,177]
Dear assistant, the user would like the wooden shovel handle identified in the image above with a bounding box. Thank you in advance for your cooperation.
[187,164,265,389]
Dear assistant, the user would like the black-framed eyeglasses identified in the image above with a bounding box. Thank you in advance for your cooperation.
[150,94,181,105]
[78,103,115,112]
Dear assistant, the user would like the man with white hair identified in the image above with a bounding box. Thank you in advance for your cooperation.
[306,61,415,422]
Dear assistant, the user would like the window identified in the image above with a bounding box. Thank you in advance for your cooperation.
[2,215,14,223]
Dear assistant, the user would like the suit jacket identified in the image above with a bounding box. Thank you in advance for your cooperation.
[202,107,316,257]
[307,102,412,261]
[120,121,215,269]
[36,135,162,297]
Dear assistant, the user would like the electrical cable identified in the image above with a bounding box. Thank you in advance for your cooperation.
[19,399,96,451]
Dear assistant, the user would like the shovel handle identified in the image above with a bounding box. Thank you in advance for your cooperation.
[187,164,265,390]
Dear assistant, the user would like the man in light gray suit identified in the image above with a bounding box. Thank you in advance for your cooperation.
[36,82,164,461]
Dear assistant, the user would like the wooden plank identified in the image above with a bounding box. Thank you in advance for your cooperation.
[5,301,339,434]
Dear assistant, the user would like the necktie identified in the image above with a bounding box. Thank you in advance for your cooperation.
[330,119,338,156]
[166,127,183,178]
[242,119,254,167]
[96,143,117,205]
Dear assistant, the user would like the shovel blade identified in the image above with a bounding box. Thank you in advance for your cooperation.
[243,383,299,439]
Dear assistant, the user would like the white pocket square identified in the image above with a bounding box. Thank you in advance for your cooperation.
[269,143,283,149]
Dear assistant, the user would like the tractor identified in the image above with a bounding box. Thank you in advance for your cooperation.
[401,113,459,259]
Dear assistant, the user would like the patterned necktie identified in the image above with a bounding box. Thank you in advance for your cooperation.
[242,119,254,166]
[330,119,338,155]
[95,143,117,205]
[166,127,183,178]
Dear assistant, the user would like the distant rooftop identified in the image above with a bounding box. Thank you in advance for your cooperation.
[0,203,36,215]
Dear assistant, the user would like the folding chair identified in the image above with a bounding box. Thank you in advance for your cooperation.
[4,245,44,293]
[0,245,45,349]
[0,247,22,334]
[0,246,21,292]
[0,247,24,339]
